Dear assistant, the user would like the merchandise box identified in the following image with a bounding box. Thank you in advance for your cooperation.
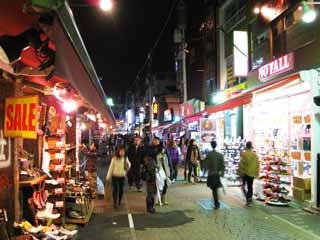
[293,176,311,190]
[292,186,311,202]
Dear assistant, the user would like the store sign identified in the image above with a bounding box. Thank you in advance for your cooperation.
[4,96,38,139]
[233,31,248,77]
[0,129,11,168]
[258,53,294,82]
[180,103,193,117]
[164,109,172,122]
[200,118,216,143]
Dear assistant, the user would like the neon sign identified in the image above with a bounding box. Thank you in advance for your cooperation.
[258,53,294,82]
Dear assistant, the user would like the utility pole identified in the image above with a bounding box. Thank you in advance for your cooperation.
[182,29,187,103]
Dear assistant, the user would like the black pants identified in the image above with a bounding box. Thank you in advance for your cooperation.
[128,165,141,188]
[162,180,168,195]
[112,176,125,205]
[172,162,179,180]
[242,175,254,202]
[188,162,197,178]
[146,191,155,210]
[210,187,220,208]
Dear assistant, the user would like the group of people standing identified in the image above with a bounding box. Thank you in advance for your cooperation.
[106,134,260,213]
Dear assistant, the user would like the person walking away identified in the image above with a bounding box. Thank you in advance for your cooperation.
[182,139,189,181]
[142,137,160,213]
[237,141,259,206]
[168,140,180,182]
[204,141,225,209]
[156,145,171,205]
[106,146,131,209]
[127,137,144,191]
[186,139,201,183]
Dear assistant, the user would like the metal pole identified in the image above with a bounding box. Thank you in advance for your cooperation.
[149,76,153,142]
[182,28,187,103]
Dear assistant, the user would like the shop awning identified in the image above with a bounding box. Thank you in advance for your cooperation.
[52,1,115,125]
[207,93,252,114]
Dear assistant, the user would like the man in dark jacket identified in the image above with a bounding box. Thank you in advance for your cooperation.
[204,141,225,209]
[127,136,144,191]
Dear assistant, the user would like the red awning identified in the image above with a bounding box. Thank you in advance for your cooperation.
[206,73,300,114]
[207,93,252,114]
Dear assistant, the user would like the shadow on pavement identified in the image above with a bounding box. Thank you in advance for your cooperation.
[133,210,195,230]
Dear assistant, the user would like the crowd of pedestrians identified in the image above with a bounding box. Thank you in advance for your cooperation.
[105,133,260,213]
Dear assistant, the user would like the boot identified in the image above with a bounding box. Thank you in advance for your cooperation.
[194,176,198,183]
[161,194,168,205]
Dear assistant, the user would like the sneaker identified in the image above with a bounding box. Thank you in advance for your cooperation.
[68,211,82,219]
[36,209,60,220]
[137,188,143,192]
[59,227,78,237]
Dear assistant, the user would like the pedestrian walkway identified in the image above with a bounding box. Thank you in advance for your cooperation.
[77,178,320,240]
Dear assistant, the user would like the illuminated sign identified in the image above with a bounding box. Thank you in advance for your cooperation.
[164,109,172,122]
[233,31,248,77]
[153,102,158,114]
[258,53,294,82]
[4,96,38,139]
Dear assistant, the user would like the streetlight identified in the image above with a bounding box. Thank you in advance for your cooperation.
[70,0,114,12]
[301,1,320,23]
[99,0,113,12]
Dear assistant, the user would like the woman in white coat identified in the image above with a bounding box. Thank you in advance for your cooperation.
[106,146,131,209]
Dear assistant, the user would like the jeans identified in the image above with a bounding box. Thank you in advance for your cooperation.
[128,165,141,189]
[146,191,155,210]
[188,162,197,178]
[242,175,254,202]
[210,186,220,208]
[112,176,125,205]
[172,162,179,180]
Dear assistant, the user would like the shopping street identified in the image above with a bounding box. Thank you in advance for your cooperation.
[78,156,320,240]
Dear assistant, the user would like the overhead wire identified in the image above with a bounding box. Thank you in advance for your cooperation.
[131,0,179,89]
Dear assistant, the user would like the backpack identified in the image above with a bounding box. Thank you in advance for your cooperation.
[190,146,199,164]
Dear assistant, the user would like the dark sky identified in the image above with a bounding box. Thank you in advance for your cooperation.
[71,0,176,100]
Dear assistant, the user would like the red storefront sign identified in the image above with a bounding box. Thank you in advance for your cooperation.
[180,103,193,117]
[258,53,294,82]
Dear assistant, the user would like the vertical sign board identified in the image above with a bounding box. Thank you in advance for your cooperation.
[200,118,216,143]
[4,96,38,139]
[233,31,248,77]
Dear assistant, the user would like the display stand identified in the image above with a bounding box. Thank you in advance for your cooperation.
[259,148,291,206]
[222,138,245,187]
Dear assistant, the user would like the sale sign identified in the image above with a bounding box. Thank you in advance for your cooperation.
[4,96,38,139]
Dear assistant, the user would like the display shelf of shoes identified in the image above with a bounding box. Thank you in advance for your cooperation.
[65,180,94,225]
[222,141,245,187]
[44,135,67,225]
[259,149,291,206]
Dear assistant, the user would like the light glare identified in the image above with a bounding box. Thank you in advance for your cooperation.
[100,0,113,12]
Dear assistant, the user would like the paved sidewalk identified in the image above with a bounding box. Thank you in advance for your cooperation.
[77,178,320,240]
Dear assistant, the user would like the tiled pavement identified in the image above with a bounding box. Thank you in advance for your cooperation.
[77,156,320,240]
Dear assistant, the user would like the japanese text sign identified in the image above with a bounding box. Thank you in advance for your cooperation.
[4,96,38,139]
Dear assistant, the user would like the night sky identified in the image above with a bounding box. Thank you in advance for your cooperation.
[71,0,176,100]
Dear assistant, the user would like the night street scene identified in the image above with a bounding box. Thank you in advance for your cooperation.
[1,0,320,239]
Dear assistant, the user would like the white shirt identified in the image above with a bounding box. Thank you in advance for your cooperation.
[106,156,131,180]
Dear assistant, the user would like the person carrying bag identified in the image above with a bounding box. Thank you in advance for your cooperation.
[106,146,131,209]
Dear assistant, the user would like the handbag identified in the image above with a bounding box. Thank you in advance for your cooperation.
[104,180,112,202]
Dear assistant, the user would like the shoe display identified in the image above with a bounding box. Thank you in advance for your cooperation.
[59,227,78,237]
[68,211,83,219]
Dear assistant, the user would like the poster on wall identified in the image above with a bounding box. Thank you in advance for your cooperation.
[200,118,216,143]
[4,95,38,139]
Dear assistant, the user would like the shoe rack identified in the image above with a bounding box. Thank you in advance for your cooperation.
[222,139,245,187]
[259,148,291,206]
[44,113,67,225]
